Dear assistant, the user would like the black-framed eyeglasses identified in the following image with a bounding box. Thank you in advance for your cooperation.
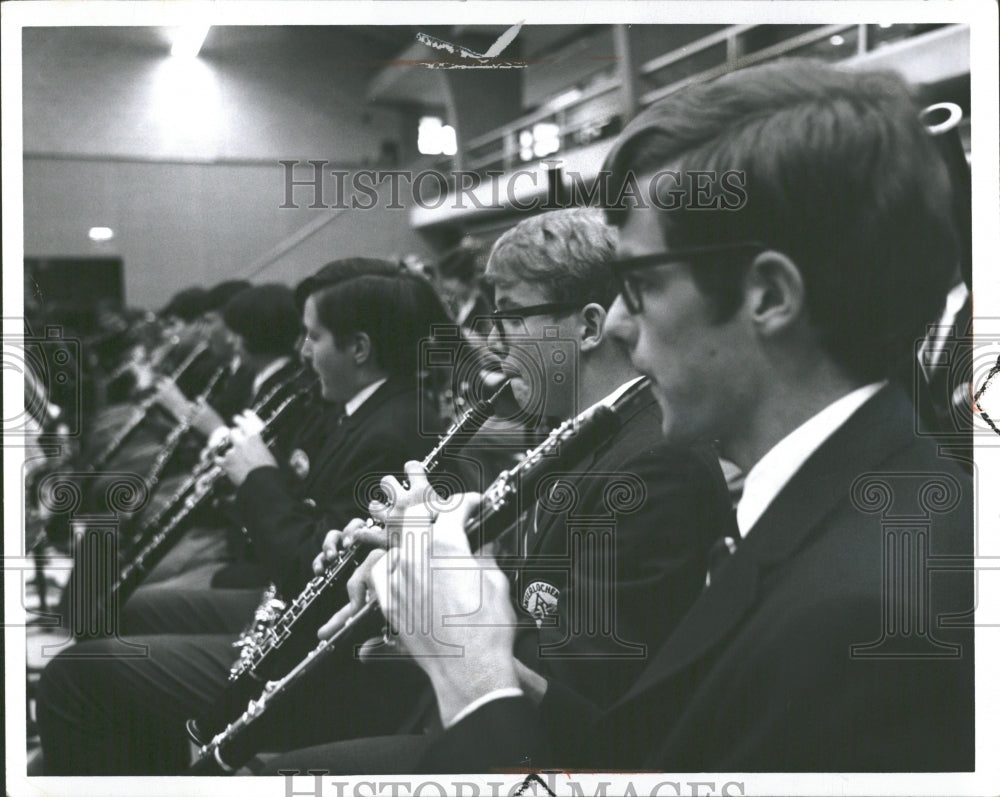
[490,302,579,339]
[613,241,766,314]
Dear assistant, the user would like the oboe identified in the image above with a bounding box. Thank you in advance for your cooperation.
[109,379,312,610]
[124,366,309,542]
[187,378,649,773]
[85,340,209,473]
[185,381,511,747]
[141,363,228,494]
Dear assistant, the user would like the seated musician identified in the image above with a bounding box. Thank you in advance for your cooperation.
[131,283,305,590]
[255,208,733,775]
[48,282,300,621]
[34,263,452,774]
[75,279,253,493]
[346,60,974,773]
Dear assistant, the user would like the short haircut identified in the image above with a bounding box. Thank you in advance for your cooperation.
[604,59,957,383]
[161,287,209,322]
[222,283,300,357]
[488,208,619,308]
[294,258,403,311]
[203,280,252,313]
[310,273,451,377]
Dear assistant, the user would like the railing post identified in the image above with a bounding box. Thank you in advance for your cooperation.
[613,24,639,123]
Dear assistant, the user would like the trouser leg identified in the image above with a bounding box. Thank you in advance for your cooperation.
[36,633,235,775]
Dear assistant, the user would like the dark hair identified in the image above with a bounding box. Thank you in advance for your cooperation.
[222,283,300,357]
[203,280,252,313]
[310,273,451,377]
[294,257,403,311]
[436,244,486,285]
[160,287,209,322]
[488,208,619,308]
[604,59,957,383]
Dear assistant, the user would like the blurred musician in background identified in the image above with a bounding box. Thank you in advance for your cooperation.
[131,283,304,590]
[358,60,974,773]
[34,262,454,775]
[432,239,493,340]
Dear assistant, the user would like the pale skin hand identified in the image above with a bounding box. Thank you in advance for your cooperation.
[311,518,390,576]
[188,402,226,438]
[152,378,192,420]
[318,498,522,727]
[215,422,278,487]
[152,377,225,437]
[311,461,452,581]
[370,460,453,525]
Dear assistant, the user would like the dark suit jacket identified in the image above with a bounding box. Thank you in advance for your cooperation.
[234,376,444,596]
[498,386,732,709]
[254,383,732,748]
[421,386,975,772]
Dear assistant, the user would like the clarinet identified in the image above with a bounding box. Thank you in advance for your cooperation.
[108,379,312,610]
[141,363,227,494]
[125,366,310,542]
[187,377,649,774]
[185,381,511,747]
[85,340,209,473]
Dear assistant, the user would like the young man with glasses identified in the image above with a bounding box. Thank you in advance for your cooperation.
[258,207,733,775]
[349,60,974,773]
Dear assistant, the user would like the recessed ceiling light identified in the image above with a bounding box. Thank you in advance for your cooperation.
[88,226,114,242]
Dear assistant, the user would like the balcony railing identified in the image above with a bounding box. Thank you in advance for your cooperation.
[417,22,962,212]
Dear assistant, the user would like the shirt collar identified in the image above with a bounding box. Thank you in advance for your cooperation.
[251,356,291,398]
[736,381,887,538]
[455,294,479,326]
[345,377,388,417]
[598,375,647,407]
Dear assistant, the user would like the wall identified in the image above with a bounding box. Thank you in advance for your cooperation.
[21,26,430,308]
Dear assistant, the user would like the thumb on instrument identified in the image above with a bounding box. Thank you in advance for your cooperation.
[402,460,430,491]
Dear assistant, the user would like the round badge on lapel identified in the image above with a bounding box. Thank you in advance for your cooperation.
[522,581,560,627]
[288,449,310,480]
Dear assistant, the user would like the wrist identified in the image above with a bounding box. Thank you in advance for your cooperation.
[428,653,519,728]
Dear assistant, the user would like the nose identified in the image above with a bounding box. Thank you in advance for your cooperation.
[300,338,314,362]
[605,294,637,349]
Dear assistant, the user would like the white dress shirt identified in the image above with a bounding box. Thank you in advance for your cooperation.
[344,377,387,417]
[735,381,886,538]
[250,356,291,399]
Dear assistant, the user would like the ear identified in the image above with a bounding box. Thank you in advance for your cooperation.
[578,302,608,353]
[744,251,806,337]
[352,332,373,365]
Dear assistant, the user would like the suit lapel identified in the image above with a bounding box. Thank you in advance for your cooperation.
[621,385,916,696]
[524,387,656,557]
[307,377,414,487]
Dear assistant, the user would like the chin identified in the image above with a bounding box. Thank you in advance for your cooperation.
[509,378,533,411]
[650,391,682,443]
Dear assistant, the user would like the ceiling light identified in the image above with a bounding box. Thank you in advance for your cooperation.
[829,34,845,47]
[170,24,211,59]
[88,227,114,242]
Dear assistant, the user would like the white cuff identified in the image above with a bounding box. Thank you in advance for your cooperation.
[446,687,524,728]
